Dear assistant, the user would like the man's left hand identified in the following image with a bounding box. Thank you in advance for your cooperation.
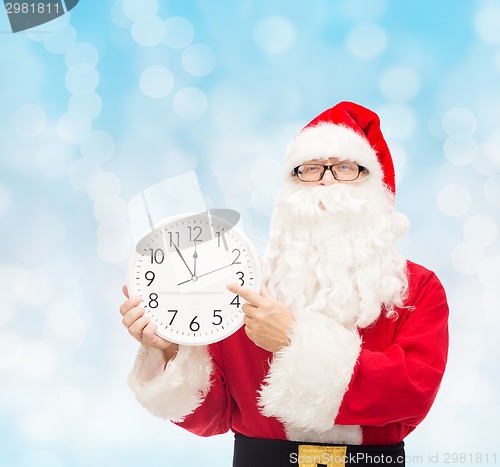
[227,283,294,353]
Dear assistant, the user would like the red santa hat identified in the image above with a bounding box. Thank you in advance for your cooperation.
[286,101,396,194]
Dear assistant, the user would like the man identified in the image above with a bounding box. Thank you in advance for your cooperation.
[120,101,449,466]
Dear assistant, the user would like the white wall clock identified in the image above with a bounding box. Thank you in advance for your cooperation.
[127,211,261,345]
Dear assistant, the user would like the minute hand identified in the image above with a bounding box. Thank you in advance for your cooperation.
[177,261,236,286]
[173,243,195,277]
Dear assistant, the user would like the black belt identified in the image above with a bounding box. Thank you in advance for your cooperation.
[233,434,405,467]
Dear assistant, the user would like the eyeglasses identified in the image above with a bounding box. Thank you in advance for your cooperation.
[292,162,368,182]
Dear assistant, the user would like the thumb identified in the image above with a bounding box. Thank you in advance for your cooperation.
[122,284,129,299]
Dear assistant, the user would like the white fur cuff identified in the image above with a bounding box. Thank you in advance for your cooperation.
[128,345,213,422]
[259,310,362,433]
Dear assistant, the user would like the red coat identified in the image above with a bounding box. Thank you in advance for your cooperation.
[128,261,448,445]
[175,260,449,445]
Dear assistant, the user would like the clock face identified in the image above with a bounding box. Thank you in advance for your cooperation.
[128,213,261,345]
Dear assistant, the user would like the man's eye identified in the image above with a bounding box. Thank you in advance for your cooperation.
[338,164,354,171]
[304,166,321,172]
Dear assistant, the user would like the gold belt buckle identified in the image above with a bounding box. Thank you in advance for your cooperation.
[298,444,347,467]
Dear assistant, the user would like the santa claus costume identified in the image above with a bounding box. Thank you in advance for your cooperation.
[128,102,449,466]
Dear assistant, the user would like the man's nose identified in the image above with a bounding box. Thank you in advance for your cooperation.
[319,169,337,185]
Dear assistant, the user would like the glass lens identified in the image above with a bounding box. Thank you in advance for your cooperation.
[297,164,324,181]
[332,162,359,181]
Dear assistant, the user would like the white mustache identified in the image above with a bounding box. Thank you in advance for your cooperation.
[278,182,372,219]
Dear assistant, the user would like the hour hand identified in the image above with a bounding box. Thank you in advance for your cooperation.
[193,241,199,277]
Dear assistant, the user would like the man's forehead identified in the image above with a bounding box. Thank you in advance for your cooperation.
[302,156,357,164]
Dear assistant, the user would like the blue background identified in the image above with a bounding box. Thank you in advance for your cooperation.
[0,1,499,465]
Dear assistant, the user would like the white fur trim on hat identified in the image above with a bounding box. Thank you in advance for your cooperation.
[286,123,384,182]
[258,309,362,440]
[128,345,213,422]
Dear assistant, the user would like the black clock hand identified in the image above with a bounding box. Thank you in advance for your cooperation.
[172,243,195,277]
[177,260,236,286]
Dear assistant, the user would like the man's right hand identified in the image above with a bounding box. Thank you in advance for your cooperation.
[120,285,179,361]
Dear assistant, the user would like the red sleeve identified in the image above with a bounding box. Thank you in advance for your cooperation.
[335,268,449,428]
[174,343,233,437]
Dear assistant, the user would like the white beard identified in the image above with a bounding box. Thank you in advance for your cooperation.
[262,177,409,328]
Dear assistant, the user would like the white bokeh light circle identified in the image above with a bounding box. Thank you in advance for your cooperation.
[65,64,100,94]
[452,242,486,275]
[223,190,253,213]
[131,15,165,47]
[81,131,115,163]
[123,0,158,20]
[35,142,75,180]
[140,65,174,98]
[443,134,478,165]
[436,183,472,217]
[97,220,130,244]
[478,254,500,289]
[164,16,194,49]
[182,44,216,76]
[442,107,477,136]
[253,16,296,55]
[474,3,500,44]
[340,0,388,21]
[428,113,448,141]
[0,265,27,305]
[163,146,198,173]
[379,66,421,102]
[173,87,208,119]
[463,214,498,247]
[93,195,128,223]
[483,287,500,322]
[0,333,19,370]
[26,10,70,41]
[43,25,77,54]
[484,174,500,208]
[217,167,253,195]
[472,143,500,176]
[97,237,131,263]
[57,112,91,144]
[249,158,282,186]
[210,149,233,178]
[378,105,416,140]
[97,221,132,263]
[18,340,57,380]
[65,42,99,67]
[22,406,66,443]
[347,23,388,59]
[68,92,102,120]
[15,219,65,264]
[387,140,408,184]
[387,140,407,171]
[0,266,26,325]
[251,184,279,217]
[47,300,87,340]
[0,300,13,326]
[111,0,130,28]
[13,104,46,138]
[68,159,101,191]
[86,170,122,201]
